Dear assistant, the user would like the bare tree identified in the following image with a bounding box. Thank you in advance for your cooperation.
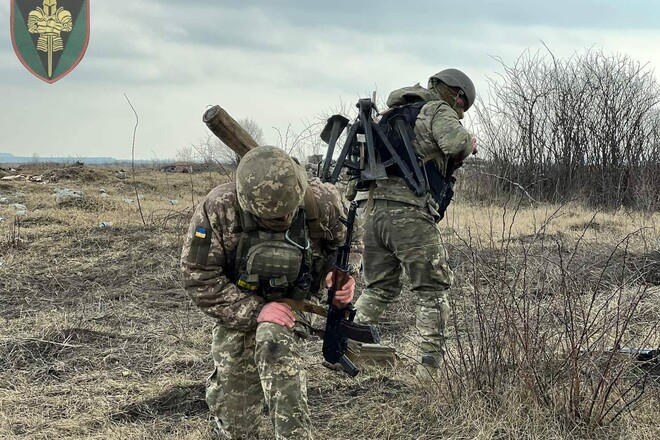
[471,46,660,211]
[237,117,265,145]
[273,118,326,163]
[177,117,267,172]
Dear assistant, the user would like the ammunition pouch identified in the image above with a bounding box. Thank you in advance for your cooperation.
[239,240,311,302]
[421,160,456,222]
[234,197,318,303]
[246,241,302,282]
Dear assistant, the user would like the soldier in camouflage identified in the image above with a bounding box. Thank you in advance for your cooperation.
[181,146,360,439]
[351,69,478,379]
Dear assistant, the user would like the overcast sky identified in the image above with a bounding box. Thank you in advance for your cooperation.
[1,0,660,160]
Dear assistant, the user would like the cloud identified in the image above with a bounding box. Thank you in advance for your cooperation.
[156,0,660,32]
[1,0,660,160]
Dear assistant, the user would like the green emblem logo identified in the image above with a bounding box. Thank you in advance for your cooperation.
[10,0,90,83]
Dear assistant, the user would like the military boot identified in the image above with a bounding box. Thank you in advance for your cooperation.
[415,353,441,382]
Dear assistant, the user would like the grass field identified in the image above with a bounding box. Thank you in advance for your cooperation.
[0,163,658,439]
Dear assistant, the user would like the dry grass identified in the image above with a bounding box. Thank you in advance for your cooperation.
[0,164,658,439]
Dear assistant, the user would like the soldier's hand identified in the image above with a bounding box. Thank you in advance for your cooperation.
[326,272,355,308]
[257,302,295,329]
[471,135,478,155]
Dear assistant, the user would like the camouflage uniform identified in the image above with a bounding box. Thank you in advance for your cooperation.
[352,80,474,376]
[181,146,360,439]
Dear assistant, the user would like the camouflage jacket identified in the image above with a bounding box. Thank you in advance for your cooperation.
[180,178,362,332]
[353,84,472,209]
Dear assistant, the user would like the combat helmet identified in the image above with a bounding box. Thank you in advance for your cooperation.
[236,146,307,220]
[428,68,476,111]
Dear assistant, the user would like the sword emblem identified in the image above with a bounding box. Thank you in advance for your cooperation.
[27,0,73,79]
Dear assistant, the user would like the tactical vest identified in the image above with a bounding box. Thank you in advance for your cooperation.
[372,101,457,220]
[233,187,326,302]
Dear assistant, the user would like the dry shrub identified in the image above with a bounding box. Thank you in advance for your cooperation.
[439,194,659,434]
[0,165,658,439]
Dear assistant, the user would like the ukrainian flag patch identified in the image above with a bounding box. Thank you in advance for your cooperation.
[195,227,207,238]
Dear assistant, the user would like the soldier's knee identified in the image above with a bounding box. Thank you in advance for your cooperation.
[416,290,450,326]
[354,308,378,324]
[358,285,401,304]
[254,322,295,365]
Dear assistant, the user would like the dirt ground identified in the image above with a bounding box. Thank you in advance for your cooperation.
[0,164,658,439]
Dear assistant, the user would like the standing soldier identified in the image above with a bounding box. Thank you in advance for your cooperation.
[352,69,478,379]
[181,146,359,439]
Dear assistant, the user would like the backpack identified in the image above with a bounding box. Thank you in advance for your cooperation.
[321,93,457,220]
[369,101,457,220]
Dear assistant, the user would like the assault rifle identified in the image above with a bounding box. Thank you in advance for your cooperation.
[607,347,659,370]
[616,347,658,363]
[322,200,380,376]
[578,347,659,374]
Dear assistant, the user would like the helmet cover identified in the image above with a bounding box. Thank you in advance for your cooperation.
[236,146,307,220]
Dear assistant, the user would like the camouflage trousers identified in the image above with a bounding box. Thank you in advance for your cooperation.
[354,199,453,367]
[207,320,312,440]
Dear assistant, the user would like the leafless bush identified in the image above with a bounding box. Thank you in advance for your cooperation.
[474,46,660,211]
[274,118,327,162]
[442,195,659,431]
[0,217,22,252]
[177,117,265,175]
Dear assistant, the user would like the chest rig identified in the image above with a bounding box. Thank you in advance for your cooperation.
[234,188,325,302]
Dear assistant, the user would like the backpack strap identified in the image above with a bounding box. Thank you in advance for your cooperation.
[237,204,259,232]
[303,186,325,240]
[375,101,427,196]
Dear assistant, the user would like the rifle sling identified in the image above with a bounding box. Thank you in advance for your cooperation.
[278,299,327,338]
[277,299,378,343]
[278,298,327,317]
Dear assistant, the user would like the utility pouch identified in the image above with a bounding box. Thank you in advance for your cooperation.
[246,241,303,281]
[289,270,313,301]
[244,241,303,301]
[423,161,455,221]
[288,284,310,301]
[261,276,289,302]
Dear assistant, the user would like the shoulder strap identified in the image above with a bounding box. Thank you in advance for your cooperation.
[379,101,425,132]
[237,203,259,232]
[303,186,324,240]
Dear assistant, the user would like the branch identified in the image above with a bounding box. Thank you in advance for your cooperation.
[124,93,146,226]
[473,171,543,203]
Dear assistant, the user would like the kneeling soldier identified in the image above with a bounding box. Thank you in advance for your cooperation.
[181,146,360,439]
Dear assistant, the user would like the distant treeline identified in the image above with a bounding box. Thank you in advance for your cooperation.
[0,153,162,166]
[466,47,660,211]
